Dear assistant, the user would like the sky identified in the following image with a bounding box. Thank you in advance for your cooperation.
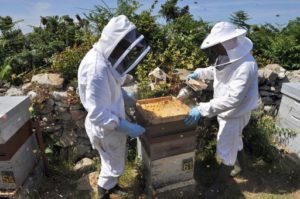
[1,0,299,33]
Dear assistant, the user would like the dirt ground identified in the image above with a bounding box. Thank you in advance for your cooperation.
[29,150,300,199]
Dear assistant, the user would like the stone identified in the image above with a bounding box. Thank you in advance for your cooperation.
[258,69,265,85]
[70,104,83,111]
[70,110,86,121]
[31,73,64,89]
[76,171,98,191]
[71,144,92,163]
[259,85,271,91]
[261,97,274,105]
[264,69,278,83]
[60,112,72,121]
[54,105,68,113]
[59,129,77,147]
[21,82,32,93]
[5,87,24,96]
[36,99,54,114]
[52,91,68,101]
[286,70,300,82]
[73,157,94,172]
[43,124,62,133]
[27,91,38,100]
[260,91,275,97]
[265,64,286,74]
[68,86,75,92]
[55,100,70,108]
[264,105,272,112]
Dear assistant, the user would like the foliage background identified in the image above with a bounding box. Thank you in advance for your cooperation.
[0,0,299,84]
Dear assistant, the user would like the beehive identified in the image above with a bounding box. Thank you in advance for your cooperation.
[136,96,197,138]
[0,96,39,192]
[136,96,197,198]
[277,83,300,158]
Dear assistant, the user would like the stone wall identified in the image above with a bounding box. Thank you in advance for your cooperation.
[1,64,300,161]
[258,64,300,115]
[1,74,92,162]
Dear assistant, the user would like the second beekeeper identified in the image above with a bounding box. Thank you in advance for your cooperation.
[184,21,259,198]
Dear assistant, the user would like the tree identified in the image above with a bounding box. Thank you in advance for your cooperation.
[159,0,190,22]
[230,10,250,30]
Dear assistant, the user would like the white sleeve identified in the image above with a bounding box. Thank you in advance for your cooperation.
[197,63,253,117]
[194,66,214,80]
[85,65,119,131]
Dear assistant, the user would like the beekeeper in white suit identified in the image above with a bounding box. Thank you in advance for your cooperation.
[78,15,150,199]
[184,22,258,198]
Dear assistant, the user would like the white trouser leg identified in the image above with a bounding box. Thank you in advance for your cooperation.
[96,131,127,190]
[216,113,250,166]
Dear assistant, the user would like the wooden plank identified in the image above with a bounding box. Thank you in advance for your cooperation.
[136,115,197,138]
[141,130,196,160]
[0,121,33,161]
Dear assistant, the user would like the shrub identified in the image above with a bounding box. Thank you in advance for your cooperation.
[51,43,92,80]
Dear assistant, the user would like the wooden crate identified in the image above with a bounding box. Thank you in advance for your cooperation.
[0,133,38,190]
[136,96,190,125]
[140,130,196,160]
[141,146,195,189]
[0,96,30,144]
[136,96,197,138]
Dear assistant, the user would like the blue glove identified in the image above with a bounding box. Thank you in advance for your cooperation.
[184,107,201,126]
[187,72,198,80]
[122,89,136,107]
[117,119,145,138]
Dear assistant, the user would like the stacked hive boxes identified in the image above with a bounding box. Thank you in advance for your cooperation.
[0,96,38,195]
[277,83,300,158]
[136,96,197,198]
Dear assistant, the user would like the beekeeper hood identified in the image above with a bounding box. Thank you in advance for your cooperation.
[93,15,150,76]
[201,21,253,67]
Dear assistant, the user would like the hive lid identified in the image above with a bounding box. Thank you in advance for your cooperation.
[281,83,300,101]
[0,96,29,116]
[0,96,30,144]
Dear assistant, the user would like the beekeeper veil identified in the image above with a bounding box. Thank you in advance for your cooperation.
[93,15,151,76]
[201,22,253,68]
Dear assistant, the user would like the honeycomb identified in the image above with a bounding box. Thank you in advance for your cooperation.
[138,98,189,121]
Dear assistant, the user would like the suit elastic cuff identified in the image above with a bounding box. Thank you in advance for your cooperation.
[197,103,211,117]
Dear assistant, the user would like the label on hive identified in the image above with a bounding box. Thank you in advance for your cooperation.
[182,158,194,171]
[1,171,16,184]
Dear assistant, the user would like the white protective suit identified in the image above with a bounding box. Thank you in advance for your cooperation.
[194,22,259,166]
[77,15,148,190]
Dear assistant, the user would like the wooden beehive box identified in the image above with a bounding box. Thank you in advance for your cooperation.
[277,83,300,157]
[0,96,30,144]
[140,130,196,161]
[0,130,38,190]
[141,145,195,189]
[136,96,197,138]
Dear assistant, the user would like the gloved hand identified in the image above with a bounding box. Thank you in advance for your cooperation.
[122,89,136,107]
[186,72,198,81]
[184,107,201,126]
[117,119,145,138]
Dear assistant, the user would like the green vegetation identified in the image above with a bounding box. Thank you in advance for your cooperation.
[1,0,299,84]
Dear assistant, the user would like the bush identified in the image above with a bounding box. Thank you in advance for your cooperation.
[243,111,296,163]
[51,43,92,80]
